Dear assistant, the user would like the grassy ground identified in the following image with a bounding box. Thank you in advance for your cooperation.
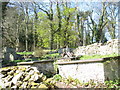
[80,53,119,60]
[11,59,33,63]
[41,53,60,59]
[17,52,33,55]
[16,49,57,55]
[16,51,119,63]
[14,52,60,63]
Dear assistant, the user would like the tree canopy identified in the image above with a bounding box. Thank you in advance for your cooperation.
[1,1,119,51]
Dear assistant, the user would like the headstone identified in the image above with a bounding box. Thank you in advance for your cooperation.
[3,47,23,62]
[10,54,14,61]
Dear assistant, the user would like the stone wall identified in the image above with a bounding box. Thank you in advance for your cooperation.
[56,56,120,83]
[73,39,120,56]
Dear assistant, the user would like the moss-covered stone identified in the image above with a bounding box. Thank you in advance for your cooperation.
[0,66,56,88]
[45,78,53,83]
[31,82,39,86]
[23,75,31,81]
[38,83,48,88]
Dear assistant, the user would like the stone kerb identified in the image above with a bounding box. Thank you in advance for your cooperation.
[17,60,55,75]
[56,56,120,83]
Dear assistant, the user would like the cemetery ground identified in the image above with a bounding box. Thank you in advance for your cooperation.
[1,1,120,89]
[0,47,120,88]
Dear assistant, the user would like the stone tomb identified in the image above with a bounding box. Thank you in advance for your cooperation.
[17,60,56,76]
[56,56,120,83]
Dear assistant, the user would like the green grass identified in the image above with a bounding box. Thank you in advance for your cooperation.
[17,52,33,55]
[12,53,60,63]
[80,53,119,60]
[11,59,36,63]
[17,49,57,55]
[13,53,60,63]
[41,53,60,59]
[11,59,30,63]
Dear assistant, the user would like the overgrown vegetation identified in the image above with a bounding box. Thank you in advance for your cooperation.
[52,74,120,88]
[33,48,46,58]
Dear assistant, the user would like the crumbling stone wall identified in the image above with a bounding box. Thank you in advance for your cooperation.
[73,39,120,56]
[0,66,55,88]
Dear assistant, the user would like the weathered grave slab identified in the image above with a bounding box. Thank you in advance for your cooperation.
[56,56,120,83]
[17,60,56,75]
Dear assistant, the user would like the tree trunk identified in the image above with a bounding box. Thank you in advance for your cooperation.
[16,17,19,51]
[25,5,29,51]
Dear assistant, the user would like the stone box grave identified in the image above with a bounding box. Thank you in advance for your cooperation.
[17,59,56,76]
[56,56,120,83]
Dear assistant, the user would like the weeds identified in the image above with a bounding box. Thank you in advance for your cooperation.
[52,74,120,88]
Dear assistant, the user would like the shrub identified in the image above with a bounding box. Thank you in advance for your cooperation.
[33,48,46,58]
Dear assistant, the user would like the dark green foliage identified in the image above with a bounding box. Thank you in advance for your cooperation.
[105,79,120,88]
[53,74,62,81]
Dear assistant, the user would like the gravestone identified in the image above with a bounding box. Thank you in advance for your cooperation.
[3,47,22,62]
